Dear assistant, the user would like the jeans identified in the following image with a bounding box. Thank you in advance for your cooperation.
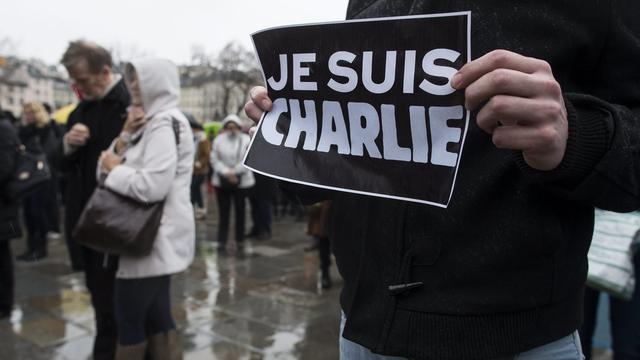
[579,253,640,360]
[191,174,206,208]
[339,312,584,360]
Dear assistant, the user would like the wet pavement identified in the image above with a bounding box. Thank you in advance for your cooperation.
[1,193,614,360]
[2,195,343,360]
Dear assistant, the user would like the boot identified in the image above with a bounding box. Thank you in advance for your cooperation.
[115,341,147,360]
[147,330,183,360]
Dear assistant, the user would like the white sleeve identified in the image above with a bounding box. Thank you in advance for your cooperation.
[232,134,251,175]
[210,137,231,175]
[104,123,177,203]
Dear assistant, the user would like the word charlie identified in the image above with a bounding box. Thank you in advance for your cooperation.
[260,49,466,167]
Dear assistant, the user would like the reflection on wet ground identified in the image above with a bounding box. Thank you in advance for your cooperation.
[2,198,342,359]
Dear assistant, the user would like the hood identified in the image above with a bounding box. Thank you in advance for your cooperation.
[221,114,243,129]
[129,58,180,118]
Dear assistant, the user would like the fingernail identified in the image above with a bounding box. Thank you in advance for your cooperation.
[451,73,462,89]
[262,99,271,109]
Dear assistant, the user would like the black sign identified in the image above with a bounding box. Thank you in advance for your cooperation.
[245,12,471,207]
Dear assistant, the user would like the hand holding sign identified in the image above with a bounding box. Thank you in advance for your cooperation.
[245,86,272,125]
[452,49,568,171]
[245,13,471,206]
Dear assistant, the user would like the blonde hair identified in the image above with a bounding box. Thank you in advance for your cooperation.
[22,102,49,128]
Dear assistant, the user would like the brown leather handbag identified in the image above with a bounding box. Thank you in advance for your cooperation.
[73,186,164,256]
[73,119,180,257]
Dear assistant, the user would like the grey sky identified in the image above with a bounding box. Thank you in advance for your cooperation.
[0,1,348,65]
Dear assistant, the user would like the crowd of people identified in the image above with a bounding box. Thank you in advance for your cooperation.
[1,1,639,359]
[0,40,331,359]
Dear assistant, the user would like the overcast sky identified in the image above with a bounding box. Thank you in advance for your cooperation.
[0,0,349,65]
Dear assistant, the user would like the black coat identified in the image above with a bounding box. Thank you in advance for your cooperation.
[60,79,130,234]
[0,119,22,242]
[251,173,278,201]
[285,1,640,359]
[19,123,62,178]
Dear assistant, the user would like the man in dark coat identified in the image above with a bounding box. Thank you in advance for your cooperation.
[245,1,640,358]
[59,40,130,360]
[248,173,277,239]
[0,111,23,319]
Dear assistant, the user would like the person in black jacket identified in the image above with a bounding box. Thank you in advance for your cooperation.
[42,102,64,237]
[15,101,60,262]
[245,1,640,359]
[247,173,277,240]
[59,40,130,360]
[0,111,22,319]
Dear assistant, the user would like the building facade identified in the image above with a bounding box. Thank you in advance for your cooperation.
[0,56,75,117]
[178,65,252,125]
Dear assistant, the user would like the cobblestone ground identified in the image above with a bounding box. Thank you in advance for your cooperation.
[1,193,343,360]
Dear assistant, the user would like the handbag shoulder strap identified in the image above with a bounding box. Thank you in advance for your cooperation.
[131,117,180,146]
[171,118,180,146]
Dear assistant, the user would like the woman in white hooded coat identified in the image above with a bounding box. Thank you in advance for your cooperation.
[210,115,255,252]
[98,58,194,359]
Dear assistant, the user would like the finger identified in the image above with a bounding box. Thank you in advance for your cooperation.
[250,86,272,111]
[72,128,89,138]
[464,69,561,111]
[244,101,265,124]
[491,123,559,152]
[453,49,552,89]
[476,95,563,134]
[69,128,83,137]
[68,135,85,145]
[249,126,257,138]
[74,129,90,138]
[132,108,145,117]
[74,124,89,134]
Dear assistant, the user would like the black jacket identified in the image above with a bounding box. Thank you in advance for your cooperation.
[0,119,22,242]
[286,1,640,359]
[60,78,130,233]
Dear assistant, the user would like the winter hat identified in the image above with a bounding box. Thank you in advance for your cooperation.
[222,114,242,129]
